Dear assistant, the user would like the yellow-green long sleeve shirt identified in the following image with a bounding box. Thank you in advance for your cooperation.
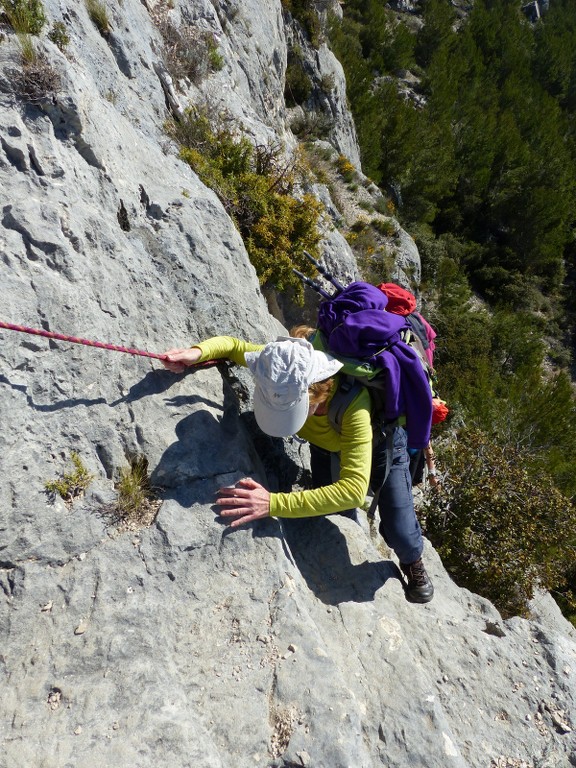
[196,336,373,518]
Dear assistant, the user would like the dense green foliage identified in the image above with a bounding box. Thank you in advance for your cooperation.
[281,0,322,48]
[169,109,322,300]
[330,0,576,308]
[423,429,576,617]
[327,0,576,619]
[420,240,576,618]
[421,237,576,618]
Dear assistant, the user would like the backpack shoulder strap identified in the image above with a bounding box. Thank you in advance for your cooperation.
[328,373,399,522]
[406,312,430,350]
[328,375,364,433]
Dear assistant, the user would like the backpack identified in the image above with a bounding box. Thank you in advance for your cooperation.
[376,281,448,425]
[312,281,433,450]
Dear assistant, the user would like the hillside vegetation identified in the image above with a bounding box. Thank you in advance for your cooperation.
[325,0,576,620]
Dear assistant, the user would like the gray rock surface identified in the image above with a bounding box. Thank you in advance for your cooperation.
[1,2,575,767]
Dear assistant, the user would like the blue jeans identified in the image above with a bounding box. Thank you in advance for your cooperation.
[371,426,423,565]
[310,426,423,564]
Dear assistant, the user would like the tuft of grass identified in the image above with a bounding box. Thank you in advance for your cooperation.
[113,456,160,529]
[2,0,46,35]
[12,34,60,101]
[85,0,110,36]
[18,30,35,62]
[371,217,398,237]
[45,452,94,505]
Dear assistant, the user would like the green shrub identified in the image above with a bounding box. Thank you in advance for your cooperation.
[45,452,94,504]
[373,196,396,216]
[48,20,70,51]
[208,37,224,71]
[2,0,46,34]
[423,428,576,618]
[247,186,323,293]
[281,0,322,48]
[335,154,357,183]
[371,217,397,237]
[285,50,312,106]
[169,108,322,300]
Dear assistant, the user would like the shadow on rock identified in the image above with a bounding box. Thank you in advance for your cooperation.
[110,365,222,407]
[149,385,261,508]
[217,516,286,548]
[0,373,107,411]
[281,516,400,605]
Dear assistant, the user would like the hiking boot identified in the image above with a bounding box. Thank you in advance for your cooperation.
[400,558,434,603]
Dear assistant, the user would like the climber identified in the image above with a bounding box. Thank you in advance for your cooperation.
[162,333,434,604]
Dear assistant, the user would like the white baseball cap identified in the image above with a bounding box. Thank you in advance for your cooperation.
[245,337,343,437]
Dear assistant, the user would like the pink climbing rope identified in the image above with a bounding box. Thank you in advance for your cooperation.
[0,320,215,366]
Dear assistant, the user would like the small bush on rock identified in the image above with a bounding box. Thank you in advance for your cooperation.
[371,217,397,237]
[335,154,357,183]
[47,21,70,51]
[152,4,222,85]
[289,110,333,141]
[281,0,322,48]
[45,452,93,505]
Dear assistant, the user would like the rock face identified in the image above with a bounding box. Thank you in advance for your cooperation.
[1,2,575,767]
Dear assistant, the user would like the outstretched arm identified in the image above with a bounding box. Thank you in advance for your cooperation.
[162,337,264,372]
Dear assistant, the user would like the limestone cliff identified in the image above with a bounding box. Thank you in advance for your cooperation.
[1,2,575,767]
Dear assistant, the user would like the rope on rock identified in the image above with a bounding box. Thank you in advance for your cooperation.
[0,320,216,367]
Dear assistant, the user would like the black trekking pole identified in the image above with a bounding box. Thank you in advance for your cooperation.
[292,270,334,300]
[303,251,345,294]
